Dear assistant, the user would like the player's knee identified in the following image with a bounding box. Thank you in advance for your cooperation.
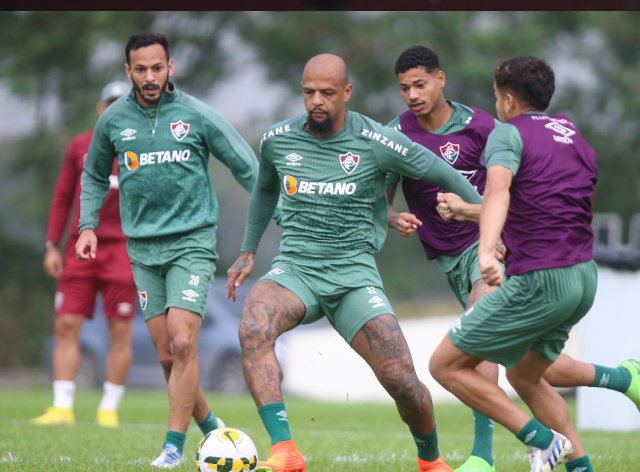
[157,352,173,371]
[54,316,82,339]
[238,304,278,350]
[428,354,449,387]
[170,334,196,361]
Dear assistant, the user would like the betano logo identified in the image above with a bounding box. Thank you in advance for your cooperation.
[124,150,191,171]
[282,175,356,196]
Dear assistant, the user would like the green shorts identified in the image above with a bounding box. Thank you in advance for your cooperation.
[448,259,597,369]
[440,241,505,309]
[127,226,218,321]
[260,253,395,343]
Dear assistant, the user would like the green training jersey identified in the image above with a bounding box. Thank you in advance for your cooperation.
[240,110,482,259]
[79,83,258,239]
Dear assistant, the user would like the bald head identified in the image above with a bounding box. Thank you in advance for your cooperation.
[301,54,352,137]
[303,54,349,87]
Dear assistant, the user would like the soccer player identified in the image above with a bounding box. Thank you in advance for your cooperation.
[428,56,605,472]
[226,53,484,472]
[76,33,259,468]
[31,81,134,428]
[388,46,640,472]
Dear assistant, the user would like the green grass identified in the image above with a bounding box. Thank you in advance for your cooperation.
[0,388,638,471]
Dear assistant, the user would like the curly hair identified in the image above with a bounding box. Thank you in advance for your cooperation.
[493,56,555,110]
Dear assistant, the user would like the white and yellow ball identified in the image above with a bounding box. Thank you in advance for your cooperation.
[196,428,258,471]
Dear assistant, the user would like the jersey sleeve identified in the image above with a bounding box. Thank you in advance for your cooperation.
[485,123,523,176]
[240,141,281,253]
[47,138,80,244]
[201,108,258,194]
[79,117,115,232]
[383,118,402,188]
[373,126,436,180]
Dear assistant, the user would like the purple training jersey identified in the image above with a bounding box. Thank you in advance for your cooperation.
[502,114,598,276]
[398,107,495,259]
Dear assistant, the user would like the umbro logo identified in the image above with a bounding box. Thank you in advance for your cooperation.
[524,430,537,444]
[285,153,304,166]
[598,373,609,387]
[368,296,385,309]
[276,410,288,422]
[121,128,137,141]
[452,318,462,333]
[182,289,199,302]
[573,468,587,472]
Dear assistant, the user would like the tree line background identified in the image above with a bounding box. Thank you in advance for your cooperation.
[0,11,639,367]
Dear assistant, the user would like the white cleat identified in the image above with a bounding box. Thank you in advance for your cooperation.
[215,417,225,429]
[528,430,574,472]
[151,444,182,469]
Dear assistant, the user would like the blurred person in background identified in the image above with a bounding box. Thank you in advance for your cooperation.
[32,81,134,428]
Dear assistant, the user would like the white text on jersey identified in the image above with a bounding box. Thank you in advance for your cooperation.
[361,129,409,156]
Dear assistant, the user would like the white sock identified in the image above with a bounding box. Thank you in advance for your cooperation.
[98,381,125,411]
[53,380,75,409]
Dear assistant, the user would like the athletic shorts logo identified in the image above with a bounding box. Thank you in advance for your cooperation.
[285,153,304,166]
[276,410,288,422]
[452,317,462,333]
[117,302,132,315]
[54,292,65,310]
[267,268,285,275]
[368,295,385,309]
[283,175,298,195]
[171,120,190,141]
[125,151,139,170]
[138,291,147,311]
[439,142,460,165]
[120,128,137,141]
[339,151,360,174]
[182,289,199,302]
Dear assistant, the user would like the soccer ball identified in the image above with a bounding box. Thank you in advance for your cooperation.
[196,427,258,471]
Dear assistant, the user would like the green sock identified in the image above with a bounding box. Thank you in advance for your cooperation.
[257,402,292,445]
[565,455,594,472]
[591,364,632,392]
[196,411,219,435]
[164,430,186,454]
[515,418,554,449]
[412,426,440,462]
[470,411,494,466]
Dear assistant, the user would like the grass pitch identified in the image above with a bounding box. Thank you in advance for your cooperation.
[0,388,638,471]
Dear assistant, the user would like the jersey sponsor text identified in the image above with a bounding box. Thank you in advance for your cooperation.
[283,175,356,196]
[361,128,409,156]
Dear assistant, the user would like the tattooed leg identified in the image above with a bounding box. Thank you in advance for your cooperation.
[238,280,306,407]
[467,280,499,383]
[351,314,435,434]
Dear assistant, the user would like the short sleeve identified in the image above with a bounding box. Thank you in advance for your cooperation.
[485,123,523,176]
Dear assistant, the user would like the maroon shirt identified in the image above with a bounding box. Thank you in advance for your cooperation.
[501,114,598,276]
[398,107,495,259]
[46,130,124,245]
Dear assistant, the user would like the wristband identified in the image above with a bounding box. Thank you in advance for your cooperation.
[45,241,57,250]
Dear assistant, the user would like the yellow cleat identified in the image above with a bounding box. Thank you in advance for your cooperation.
[96,408,119,427]
[30,406,75,425]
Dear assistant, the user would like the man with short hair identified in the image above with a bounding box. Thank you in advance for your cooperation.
[429,56,605,472]
[32,81,134,428]
[226,53,484,472]
[76,33,260,468]
[388,45,640,472]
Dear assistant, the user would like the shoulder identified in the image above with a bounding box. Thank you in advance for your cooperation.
[259,115,303,153]
[386,116,401,131]
[350,111,412,157]
[174,91,223,124]
[486,122,521,151]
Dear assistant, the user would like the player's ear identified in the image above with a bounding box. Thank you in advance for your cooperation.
[437,70,446,88]
[124,63,132,80]
[343,83,353,103]
[168,59,174,77]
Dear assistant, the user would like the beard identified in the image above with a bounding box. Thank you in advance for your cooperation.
[132,73,169,105]
[307,111,333,134]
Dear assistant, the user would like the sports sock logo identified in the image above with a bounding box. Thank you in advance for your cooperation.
[276,410,288,422]
[572,468,587,472]
[598,373,609,387]
[524,430,537,444]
